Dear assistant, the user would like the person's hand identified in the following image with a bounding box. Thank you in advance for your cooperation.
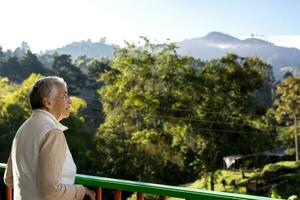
[84,187,96,200]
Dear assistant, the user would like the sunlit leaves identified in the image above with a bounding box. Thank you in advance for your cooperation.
[69,96,87,114]
[275,75,300,121]
[1,73,41,119]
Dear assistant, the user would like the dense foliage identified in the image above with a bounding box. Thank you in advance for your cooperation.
[0,40,298,197]
[93,41,276,186]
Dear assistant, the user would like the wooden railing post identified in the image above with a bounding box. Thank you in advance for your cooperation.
[137,192,144,200]
[159,196,166,200]
[114,190,121,200]
[95,187,102,200]
[6,186,12,200]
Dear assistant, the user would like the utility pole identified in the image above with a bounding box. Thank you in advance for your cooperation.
[294,113,298,161]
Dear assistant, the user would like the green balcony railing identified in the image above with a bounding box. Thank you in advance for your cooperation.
[0,163,276,200]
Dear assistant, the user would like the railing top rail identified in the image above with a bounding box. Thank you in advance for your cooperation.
[0,163,275,200]
[0,163,6,169]
[75,174,273,200]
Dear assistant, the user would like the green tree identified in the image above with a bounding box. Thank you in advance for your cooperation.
[0,77,17,116]
[52,54,86,95]
[94,41,275,188]
[275,75,300,161]
[86,58,111,89]
[0,74,41,161]
[38,53,56,69]
[243,56,275,111]
[0,46,6,63]
[0,56,22,82]
[0,50,49,82]
[194,53,274,190]
[96,40,202,184]
[20,50,49,78]
[74,55,93,75]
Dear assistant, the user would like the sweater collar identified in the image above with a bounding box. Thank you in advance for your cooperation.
[32,109,69,131]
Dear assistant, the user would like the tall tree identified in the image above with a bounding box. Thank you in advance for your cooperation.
[0,51,49,82]
[86,58,111,89]
[275,75,300,161]
[52,54,86,95]
[13,41,30,59]
[38,53,57,69]
[74,55,93,75]
[0,46,6,63]
[95,41,274,186]
[0,74,41,161]
[20,50,49,78]
[197,53,274,189]
[243,56,275,112]
[95,40,202,184]
[0,56,22,82]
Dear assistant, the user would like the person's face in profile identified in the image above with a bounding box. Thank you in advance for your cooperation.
[44,83,72,121]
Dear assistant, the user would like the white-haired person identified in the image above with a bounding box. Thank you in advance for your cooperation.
[4,76,95,200]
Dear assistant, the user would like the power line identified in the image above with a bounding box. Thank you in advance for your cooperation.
[80,107,285,129]
[79,96,271,118]
[83,104,264,118]
[188,127,271,135]
[140,113,285,129]
[154,106,266,118]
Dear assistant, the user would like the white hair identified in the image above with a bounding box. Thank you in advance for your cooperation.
[29,76,67,109]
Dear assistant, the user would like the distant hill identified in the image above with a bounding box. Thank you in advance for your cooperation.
[176,32,300,79]
[45,38,118,59]
[44,32,300,79]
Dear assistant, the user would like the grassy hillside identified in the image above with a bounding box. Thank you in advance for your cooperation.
[168,161,300,199]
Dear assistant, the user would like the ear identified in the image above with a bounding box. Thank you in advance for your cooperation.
[42,97,52,109]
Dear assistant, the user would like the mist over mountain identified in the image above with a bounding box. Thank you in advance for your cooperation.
[176,32,300,79]
[43,32,300,79]
[45,38,118,59]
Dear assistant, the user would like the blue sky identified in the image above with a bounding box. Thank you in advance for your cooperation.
[103,0,300,36]
[1,0,300,52]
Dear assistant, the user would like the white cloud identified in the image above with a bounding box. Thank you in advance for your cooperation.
[239,35,300,50]
[268,36,300,50]
[207,43,237,50]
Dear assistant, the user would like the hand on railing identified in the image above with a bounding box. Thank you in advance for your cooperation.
[84,187,96,200]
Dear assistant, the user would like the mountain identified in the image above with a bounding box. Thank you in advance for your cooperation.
[45,38,118,59]
[176,32,300,79]
[43,32,300,79]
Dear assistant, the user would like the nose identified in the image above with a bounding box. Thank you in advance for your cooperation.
[68,96,72,104]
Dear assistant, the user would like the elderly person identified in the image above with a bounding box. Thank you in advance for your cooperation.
[3,76,95,200]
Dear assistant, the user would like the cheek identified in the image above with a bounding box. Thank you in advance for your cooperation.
[64,102,70,111]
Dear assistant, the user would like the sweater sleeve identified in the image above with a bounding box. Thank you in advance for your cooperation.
[37,129,86,200]
[3,154,13,188]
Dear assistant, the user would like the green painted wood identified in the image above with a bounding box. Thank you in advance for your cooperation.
[0,163,276,200]
[0,163,6,171]
[74,174,274,200]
